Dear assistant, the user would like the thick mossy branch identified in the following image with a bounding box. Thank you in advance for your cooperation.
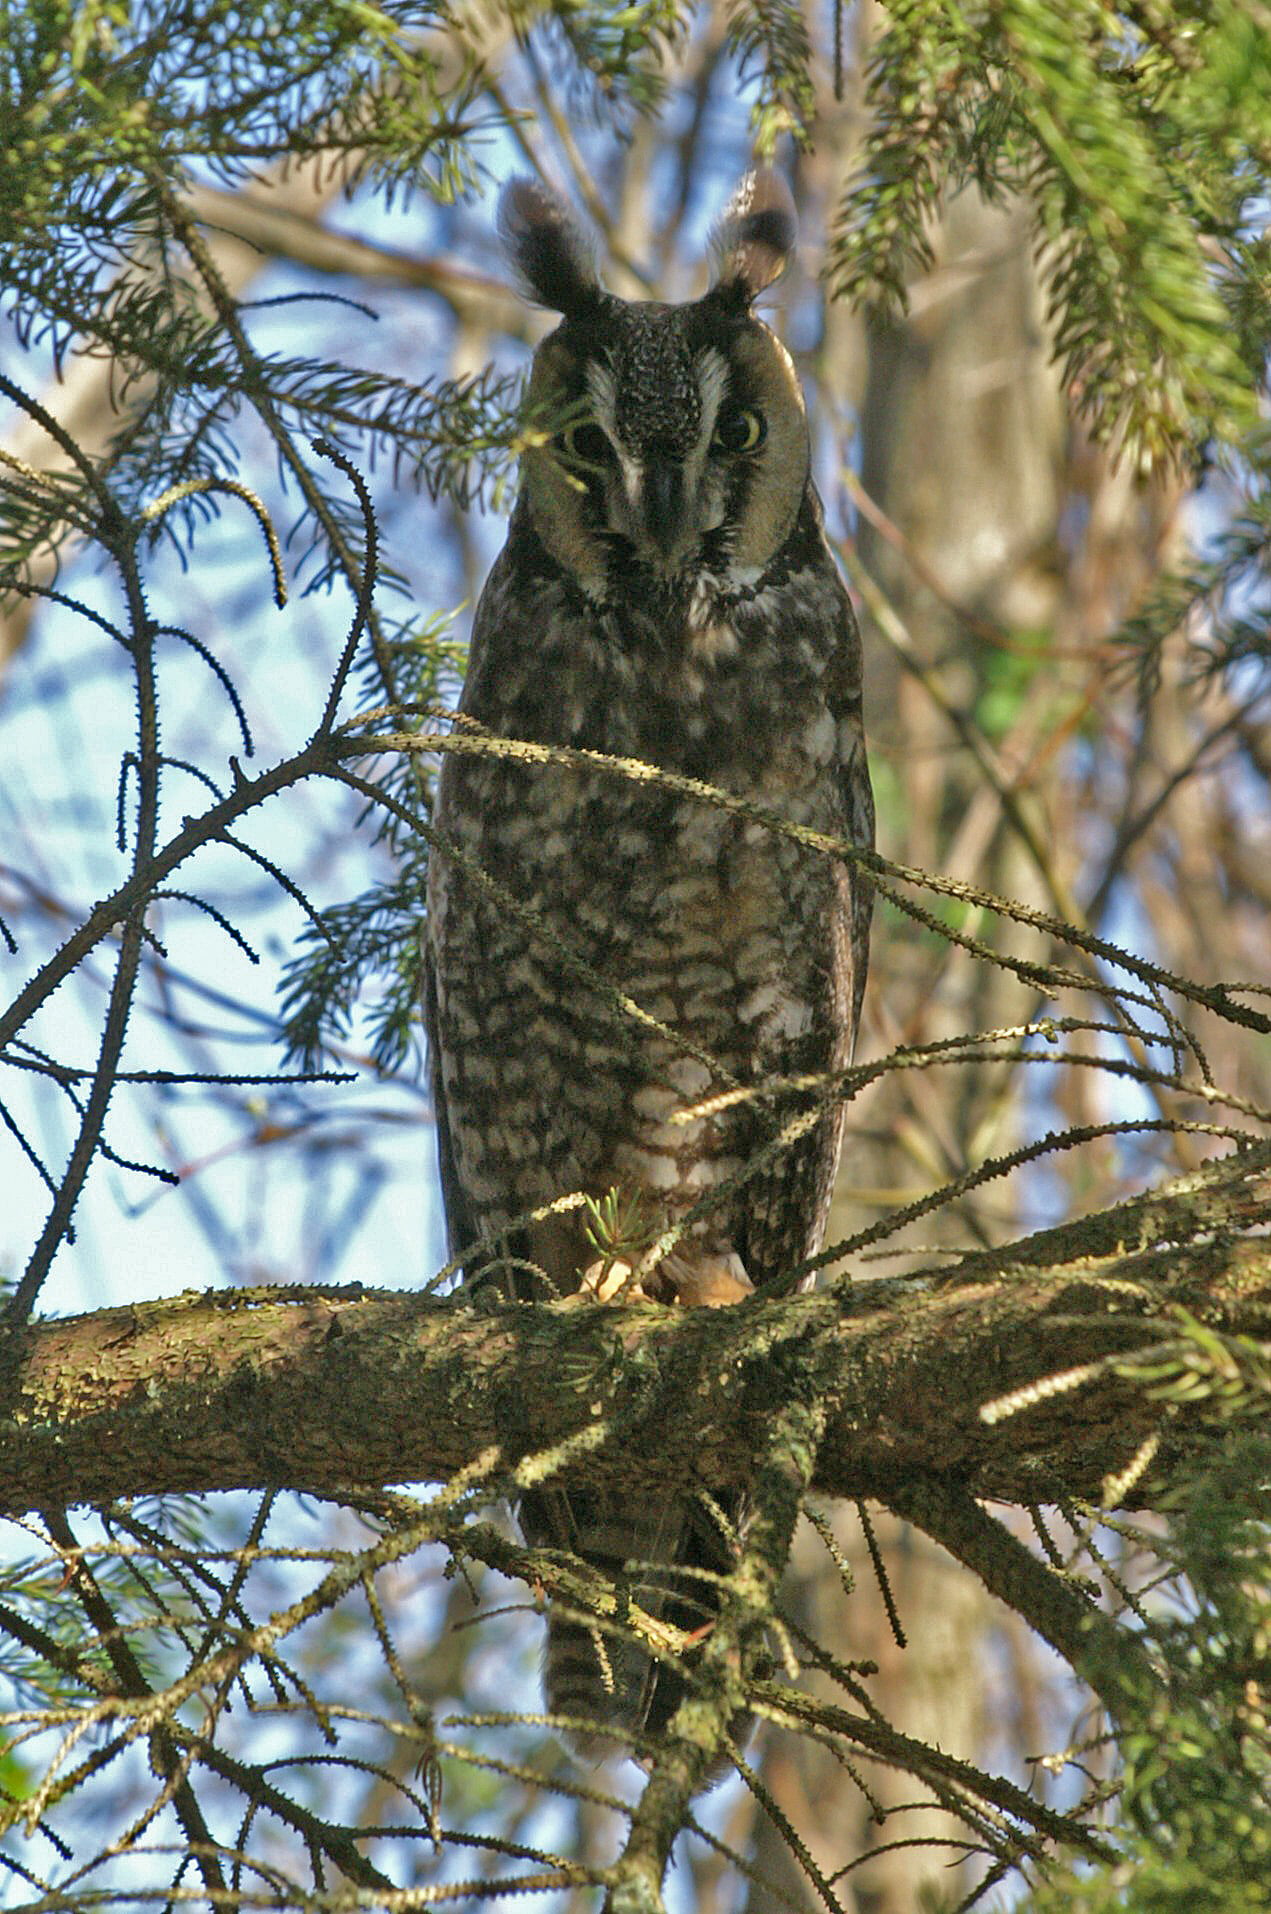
[0,1147,1268,1519]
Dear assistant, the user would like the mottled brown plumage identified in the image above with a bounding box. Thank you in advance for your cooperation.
[424,172,873,1756]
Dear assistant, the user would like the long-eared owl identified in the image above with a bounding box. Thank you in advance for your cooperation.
[424,171,873,1754]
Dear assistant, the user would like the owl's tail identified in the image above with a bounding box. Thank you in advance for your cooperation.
[520,1484,745,1756]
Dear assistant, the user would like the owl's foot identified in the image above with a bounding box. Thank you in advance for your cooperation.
[572,1248,754,1307]
[575,1256,650,1304]
[661,1250,754,1308]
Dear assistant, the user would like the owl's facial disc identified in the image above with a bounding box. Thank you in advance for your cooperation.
[522,312,808,601]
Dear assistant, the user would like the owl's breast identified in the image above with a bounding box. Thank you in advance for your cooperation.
[426,504,868,1264]
[433,625,848,1090]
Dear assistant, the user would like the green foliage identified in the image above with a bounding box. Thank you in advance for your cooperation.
[829,0,973,305]
[725,0,816,149]
[0,1,478,212]
[831,0,1270,461]
[280,866,429,1074]
[1021,1316,1271,1912]
[1116,477,1271,704]
[525,0,687,119]
[0,1512,206,1709]
[0,15,512,616]
[583,1185,659,1268]
[1023,1435,1271,1914]
[280,608,464,1073]
[974,634,1050,742]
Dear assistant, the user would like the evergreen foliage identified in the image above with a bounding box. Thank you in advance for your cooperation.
[829,0,1271,459]
[1026,1434,1271,1912]
[1,4,1270,1911]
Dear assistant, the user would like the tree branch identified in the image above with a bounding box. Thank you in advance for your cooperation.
[2,1146,1267,1519]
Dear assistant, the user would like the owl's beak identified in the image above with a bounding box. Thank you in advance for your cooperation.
[639,456,685,557]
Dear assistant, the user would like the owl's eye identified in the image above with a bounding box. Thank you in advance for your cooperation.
[712,405,766,454]
[558,419,611,467]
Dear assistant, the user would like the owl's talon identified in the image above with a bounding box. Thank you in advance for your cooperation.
[661,1251,755,1308]
[578,1257,650,1303]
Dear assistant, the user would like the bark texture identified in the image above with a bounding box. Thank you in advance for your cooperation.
[2,1162,1266,1518]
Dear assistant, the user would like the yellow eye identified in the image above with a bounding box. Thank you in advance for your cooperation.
[712,405,766,453]
[558,419,611,466]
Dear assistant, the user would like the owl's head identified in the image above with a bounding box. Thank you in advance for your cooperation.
[502,172,809,605]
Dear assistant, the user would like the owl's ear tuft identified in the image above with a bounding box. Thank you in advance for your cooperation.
[499,177,601,317]
[710,169,798,304]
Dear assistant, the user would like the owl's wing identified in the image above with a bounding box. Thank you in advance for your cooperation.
[736,535,875,1292]
[421,549,514,1275]
[422,938,475,1270]
[835,598,876,1042]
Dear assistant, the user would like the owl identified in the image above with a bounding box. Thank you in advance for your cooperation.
[424,171,873,1755]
